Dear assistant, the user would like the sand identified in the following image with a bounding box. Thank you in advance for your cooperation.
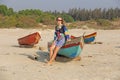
[0,28,120,80]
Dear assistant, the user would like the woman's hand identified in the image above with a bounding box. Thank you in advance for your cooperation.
[67,39,71,42]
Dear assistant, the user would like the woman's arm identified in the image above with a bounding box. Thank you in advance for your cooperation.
[63,26,70,41]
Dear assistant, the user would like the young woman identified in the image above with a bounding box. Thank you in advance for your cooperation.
[47,17,70,65]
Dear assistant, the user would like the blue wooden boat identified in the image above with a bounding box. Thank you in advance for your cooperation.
[71,32,97,44]
[48,36,84,58]
[83,32,97,43]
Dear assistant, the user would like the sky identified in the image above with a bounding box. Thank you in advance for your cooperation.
[0,0,120,12]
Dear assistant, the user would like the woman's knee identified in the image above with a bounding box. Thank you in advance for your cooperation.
[50,46,54,51]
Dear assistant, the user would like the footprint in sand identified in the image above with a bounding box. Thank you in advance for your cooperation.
[0,66,7,72]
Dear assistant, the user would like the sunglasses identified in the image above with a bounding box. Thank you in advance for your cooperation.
[57,20,62,21]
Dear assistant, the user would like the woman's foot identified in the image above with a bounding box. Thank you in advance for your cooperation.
[47,59,56,66]
[47,61,53,66]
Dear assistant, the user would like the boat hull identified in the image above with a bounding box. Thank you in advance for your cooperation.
[58,45,82,58]
[84,37,95,43]
[18,32,41,46]
[48,36,84,58]
[84,32,97,43]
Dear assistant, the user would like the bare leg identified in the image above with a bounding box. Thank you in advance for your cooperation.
[47,46,60,65]
[49,44,55,60]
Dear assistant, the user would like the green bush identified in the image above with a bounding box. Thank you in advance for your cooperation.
[96,19,112,26]
[16,16,38,28]
[61,14,74,22]
[0,16,17,28]
[38,14,55,25]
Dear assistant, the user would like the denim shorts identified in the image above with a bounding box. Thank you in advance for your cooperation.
[54,38,65,47]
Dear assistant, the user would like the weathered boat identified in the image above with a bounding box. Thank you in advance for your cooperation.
[83,32,97,43]
[18,32,41,46]
[71,32,97,44]
[48,36,84,58]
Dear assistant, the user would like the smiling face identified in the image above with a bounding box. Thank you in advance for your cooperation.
[56,17,63,25]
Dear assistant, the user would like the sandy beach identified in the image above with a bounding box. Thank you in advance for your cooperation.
[0,28,120,80]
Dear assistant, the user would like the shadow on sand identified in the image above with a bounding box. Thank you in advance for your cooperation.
[11,45,37,48]
[11,45,81,63]
[115,46,120,48]
[35,50,80,63]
